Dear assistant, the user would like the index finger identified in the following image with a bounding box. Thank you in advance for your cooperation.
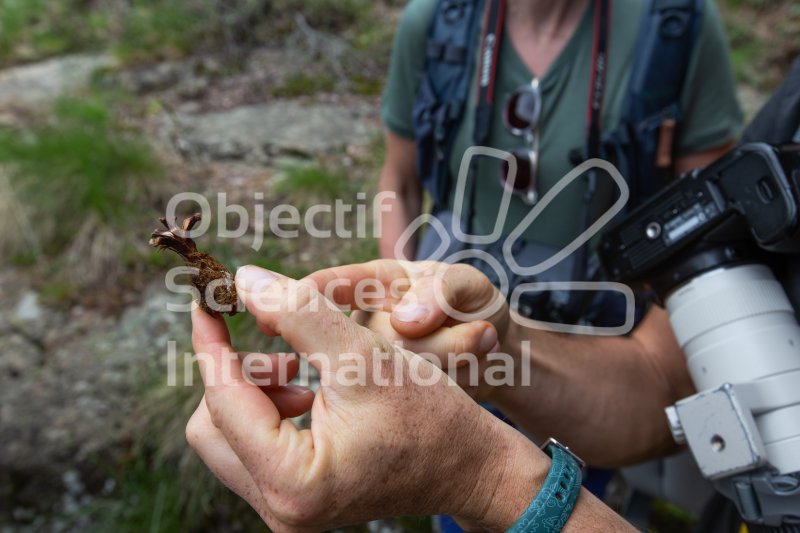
[191,307,290,476]
[304,259,453,338]
[303,259,412,310]
[304,259,503,339]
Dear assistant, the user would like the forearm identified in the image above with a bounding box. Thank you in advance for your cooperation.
[486,147,728,464]
[376,131,422,260]
[490,308,693,467]
[458,413,635,532]
[377,170,421,259]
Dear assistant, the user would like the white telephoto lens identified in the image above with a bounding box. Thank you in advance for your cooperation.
[666,264,800,474]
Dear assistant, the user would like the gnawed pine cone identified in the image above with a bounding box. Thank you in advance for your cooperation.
[149,213,241,316]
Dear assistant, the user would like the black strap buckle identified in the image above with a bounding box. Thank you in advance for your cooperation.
[442,0,470,24]
[660,8,691,38]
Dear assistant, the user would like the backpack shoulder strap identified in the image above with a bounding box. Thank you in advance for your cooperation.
[623,0,704,122]
[412,0,484,208]
[613,0,704,205]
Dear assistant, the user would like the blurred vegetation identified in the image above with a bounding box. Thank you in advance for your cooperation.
[649,499,697,533]
[0,96,160,257]
[275,0,371,31]
[1,0,794,93]
[83,364,265,532]
[274,72,336,98]
[0,0,401,68]
[719,0,800,90]
[274,162,353,199]
[0,125,380,529]
[0,0,101,65]
[0,89,169,313]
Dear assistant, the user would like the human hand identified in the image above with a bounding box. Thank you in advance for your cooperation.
[186,265,543,532]
[304,260,512,401]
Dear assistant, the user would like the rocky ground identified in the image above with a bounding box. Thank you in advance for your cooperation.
[0,42,384,530]
[0,277,189,528]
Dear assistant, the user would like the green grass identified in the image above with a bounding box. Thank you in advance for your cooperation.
[0,0,257,67]
[114,1,216,64]
[721,0,770,8]
[39,279,77,305]
[720,0,799,90]
[275,0,373,32]
[274,163,353,199]
[649,499,696,532]
[204,236,300,276]
[343,236,380,266]
[396,516,434,532]
[0,0,383,68]
[351,74,385,96]
[0,0,104,67]
[724,17,767,86]
[274,73,336,98]
[0,96,160,257]
[8,250,38,267]
[85,458,198,533]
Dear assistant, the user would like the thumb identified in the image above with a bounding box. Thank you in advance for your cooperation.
[390,263,504,339]
[390,272,452,339]
[235,265,382,372]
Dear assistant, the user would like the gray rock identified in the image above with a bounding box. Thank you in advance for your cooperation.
[176,76,209,100]
[0,334,38,379]
[0,54,116,109]
[14,291,42,322]
[117,61,186,94]
[0,281,193,521]
[213,139,252,160]
[172,101,378,162]
[61,470,84,495]
[8,291,50,345]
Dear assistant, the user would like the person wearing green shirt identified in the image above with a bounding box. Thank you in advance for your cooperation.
[379,0,741,257]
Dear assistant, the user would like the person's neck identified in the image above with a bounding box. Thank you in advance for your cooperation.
[506,0,590,39]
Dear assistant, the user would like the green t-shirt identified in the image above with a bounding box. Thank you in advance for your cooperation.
[381,0,743,248]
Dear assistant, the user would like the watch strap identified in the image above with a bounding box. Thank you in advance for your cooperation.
[506,439,583,533]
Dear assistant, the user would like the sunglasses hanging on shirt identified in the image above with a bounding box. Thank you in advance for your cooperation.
[487,0,610,206]
[501,77,542,205]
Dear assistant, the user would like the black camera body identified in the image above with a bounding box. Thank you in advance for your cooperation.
[599,143,800,298]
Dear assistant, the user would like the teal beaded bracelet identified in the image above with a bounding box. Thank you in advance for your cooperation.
[506,439,584,533]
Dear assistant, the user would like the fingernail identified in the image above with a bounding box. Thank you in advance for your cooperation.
[394,302,430,323]
[236,265,277,293]
[284,385,313,396]
[479,327,498,353]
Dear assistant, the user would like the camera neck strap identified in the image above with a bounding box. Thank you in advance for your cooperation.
[472,0,611,150]
[463,0,504,233]
[566,0,612,322]
[587,0,611,161]
[474,0,505,147]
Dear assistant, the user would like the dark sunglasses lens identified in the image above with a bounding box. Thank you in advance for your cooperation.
[500,151,533,191]
[505,91,531,130]
[505,89,540,131]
